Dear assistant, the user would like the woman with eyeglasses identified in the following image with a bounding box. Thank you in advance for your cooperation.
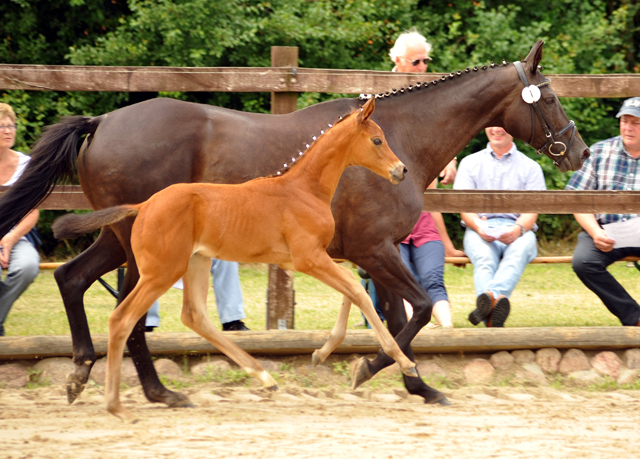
[0,103,40,336]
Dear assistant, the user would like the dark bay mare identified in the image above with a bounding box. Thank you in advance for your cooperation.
[0,41,589,408]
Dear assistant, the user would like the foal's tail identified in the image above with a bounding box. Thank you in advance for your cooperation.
[53,205,141,240]
[0,115,104,239]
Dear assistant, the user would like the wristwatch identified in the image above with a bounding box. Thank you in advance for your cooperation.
[515,223,525,237]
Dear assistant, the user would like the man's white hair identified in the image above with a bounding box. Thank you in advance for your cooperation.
[389,30,432,63]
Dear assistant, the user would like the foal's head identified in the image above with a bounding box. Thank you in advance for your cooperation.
[347,98,406,184]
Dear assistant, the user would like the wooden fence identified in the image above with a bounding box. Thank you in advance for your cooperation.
[2,47,640,335]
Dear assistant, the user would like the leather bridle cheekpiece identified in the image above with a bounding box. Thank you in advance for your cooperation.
[513,61,576,166]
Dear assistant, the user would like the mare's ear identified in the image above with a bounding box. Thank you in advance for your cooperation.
[524,40,544,75]
[356,97,376,124]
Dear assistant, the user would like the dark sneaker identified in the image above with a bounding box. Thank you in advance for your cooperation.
[468,292,494,326]
[487,295,510,327]
[222,320,250,331]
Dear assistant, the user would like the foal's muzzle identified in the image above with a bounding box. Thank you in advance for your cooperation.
[390,162,407,184]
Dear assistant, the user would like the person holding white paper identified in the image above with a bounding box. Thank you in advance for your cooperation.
[566,97,640,327]
[453,127,546,327]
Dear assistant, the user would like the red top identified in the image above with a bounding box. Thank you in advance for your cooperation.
[401,212,441,248]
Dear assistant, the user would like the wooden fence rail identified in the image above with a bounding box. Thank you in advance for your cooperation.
[3,186,640,214]
[2,64,640,97]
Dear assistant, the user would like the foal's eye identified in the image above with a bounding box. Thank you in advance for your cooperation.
[372,137,382,146]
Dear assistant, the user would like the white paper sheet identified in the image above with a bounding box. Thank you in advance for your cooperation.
[172,279,184,290]
[474,218,510,238]
[602,218,640,248]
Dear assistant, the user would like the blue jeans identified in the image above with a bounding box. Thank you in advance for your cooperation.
[146,258,245,327]
[463,218,537,298]
[399,240,448,304]
[0,238,40,336]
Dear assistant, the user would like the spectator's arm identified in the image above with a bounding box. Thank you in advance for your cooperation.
[439,158,457,185]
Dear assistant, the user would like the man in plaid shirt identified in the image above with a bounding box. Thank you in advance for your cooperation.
[566,97,640,327]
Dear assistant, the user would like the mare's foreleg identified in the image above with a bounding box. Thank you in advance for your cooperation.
[181,254,277,390]
[294,252,416,379]
[54,228,125,404]
[351,245,449,405]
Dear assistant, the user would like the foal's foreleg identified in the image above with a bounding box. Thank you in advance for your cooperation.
[296,254,416,379]
[181,254,277,391]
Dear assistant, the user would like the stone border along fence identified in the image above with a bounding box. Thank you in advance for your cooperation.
[1,47,640,361]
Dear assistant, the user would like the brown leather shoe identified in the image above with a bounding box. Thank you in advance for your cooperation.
[468,292,494,326]
[487,295,511,327]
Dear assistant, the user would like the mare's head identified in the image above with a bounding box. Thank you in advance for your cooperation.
[502,40,590,172]
[346,98,407,184]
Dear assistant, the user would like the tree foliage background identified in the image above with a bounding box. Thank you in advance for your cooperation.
[2,0,639,257]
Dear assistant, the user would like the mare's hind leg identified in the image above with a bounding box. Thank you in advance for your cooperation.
[350,244,449,405]
[312,264,354,366]
[180,254,277,390]
[293,252,416,379]
[54,228,126,404]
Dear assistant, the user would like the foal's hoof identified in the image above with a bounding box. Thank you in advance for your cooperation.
[436,396,452,406]
[66,373,86,405]
[311,350,322,367]
[350,357,372,390]
[402,365,419,378]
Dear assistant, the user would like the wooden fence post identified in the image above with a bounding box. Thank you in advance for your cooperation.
[267,46,299,330]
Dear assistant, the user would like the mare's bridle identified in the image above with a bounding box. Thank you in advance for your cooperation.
[513,61,576,166]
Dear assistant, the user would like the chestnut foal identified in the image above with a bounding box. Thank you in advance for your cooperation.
[53,98,413,422]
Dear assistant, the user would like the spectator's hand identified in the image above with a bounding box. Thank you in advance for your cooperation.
[0,237,13,269]
[445,247,467,268]
[439,159,457,185]
[498,225,522,245]
[592,229,615,252]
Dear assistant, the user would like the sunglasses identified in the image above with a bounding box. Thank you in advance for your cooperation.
[402,57,432,66]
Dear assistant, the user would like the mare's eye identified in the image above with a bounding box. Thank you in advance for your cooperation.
[372,138,382,146]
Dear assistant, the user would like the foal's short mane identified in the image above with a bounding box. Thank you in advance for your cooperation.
[265,106,360,179]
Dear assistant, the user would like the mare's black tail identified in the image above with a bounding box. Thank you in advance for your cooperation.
[0,115,104,238]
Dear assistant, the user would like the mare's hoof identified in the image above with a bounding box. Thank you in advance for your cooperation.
[66,373,86,404]
[350,357,372,391]
[268,384,279,392]
[164,392,195,408]
[424,392,452,406]
[311,350,321,367]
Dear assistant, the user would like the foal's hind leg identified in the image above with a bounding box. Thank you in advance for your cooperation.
[294,252,416,379]
[106,276,172,422]
[312,264,354,366]
[181,254,277,390]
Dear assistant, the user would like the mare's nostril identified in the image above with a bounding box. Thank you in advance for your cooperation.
[583,149,590,159]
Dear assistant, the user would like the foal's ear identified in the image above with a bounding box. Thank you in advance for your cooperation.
[357,97,376,124]
[524,40,544,75]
